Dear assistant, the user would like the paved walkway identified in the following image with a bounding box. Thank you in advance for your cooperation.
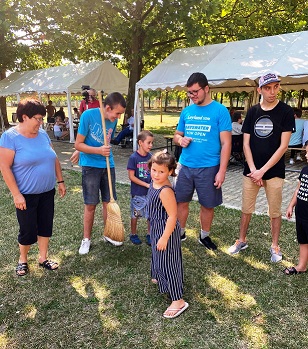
[52,138,302,217]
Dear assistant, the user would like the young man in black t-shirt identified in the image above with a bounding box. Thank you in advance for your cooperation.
[228,73,295,262]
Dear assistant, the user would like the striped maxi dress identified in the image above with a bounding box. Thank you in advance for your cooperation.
[147,183,184,301]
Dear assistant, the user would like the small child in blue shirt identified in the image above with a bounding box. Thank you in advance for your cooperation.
[127,130,154,245]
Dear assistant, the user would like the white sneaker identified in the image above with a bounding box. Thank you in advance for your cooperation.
[289,158,294,165]
[270,246,282,263]
[296,155,302,161]
[228,240,248,254]
[79,238,91,254]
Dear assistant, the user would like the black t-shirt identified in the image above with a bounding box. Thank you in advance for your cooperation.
[242,101,295,179]
[295,165,308,219]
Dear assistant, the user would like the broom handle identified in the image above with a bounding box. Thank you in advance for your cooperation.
[98,91,114,201]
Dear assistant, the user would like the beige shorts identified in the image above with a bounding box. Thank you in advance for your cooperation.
[242,176,284,218]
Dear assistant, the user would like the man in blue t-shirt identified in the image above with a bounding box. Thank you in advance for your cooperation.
[173,72,232,250]
[74,92,126,255]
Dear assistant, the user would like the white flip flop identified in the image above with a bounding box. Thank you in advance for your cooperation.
[163,302,189,319]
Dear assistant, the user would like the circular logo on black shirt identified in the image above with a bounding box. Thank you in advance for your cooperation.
[254,116,273,138]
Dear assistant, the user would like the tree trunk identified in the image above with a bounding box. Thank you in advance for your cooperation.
[125,23,144,116]
[220,93,223,104]
[177,95,181,108]
[0,69,8,128]
[164,91,168,112]
[229,94,233,109]
[298,89,304,108]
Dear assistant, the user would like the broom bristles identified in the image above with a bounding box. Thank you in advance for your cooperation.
[103,201,125,243]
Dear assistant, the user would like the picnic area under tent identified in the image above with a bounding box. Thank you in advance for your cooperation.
[133,30,308,150]
[0,60,129,142]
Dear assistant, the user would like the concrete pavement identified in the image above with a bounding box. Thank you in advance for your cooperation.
[52,137,302,217]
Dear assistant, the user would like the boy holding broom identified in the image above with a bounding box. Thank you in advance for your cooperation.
[74,92,126,255]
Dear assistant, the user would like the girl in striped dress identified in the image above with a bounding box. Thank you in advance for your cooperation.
[147,150,189,319]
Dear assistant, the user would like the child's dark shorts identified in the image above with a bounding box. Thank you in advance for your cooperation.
[130,195,148,219]
[295,216,308,244]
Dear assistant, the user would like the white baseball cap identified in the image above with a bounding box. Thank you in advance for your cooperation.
[259,73,281,88]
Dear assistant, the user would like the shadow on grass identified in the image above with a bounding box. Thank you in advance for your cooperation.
[0,173,306,349]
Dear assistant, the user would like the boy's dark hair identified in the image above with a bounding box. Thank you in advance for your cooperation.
[104,92,126,109]
[137,130,153,143]
[293,107,302,118]
[304,140,308,147]
[148,150,177,177]
[16,99,46,122]
[232,111,242,123]
[187,72,208,88]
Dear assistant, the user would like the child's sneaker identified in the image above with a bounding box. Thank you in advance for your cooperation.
[180,232,187,241]
[270,246,282,262]
[79,238,91,255]
[289,158,294,165]
[130,234,142,245]
[228,240,248,254]
[296,154,302,161]
[146,234,151,246]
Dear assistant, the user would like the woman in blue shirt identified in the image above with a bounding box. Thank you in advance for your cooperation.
[0,99,66,276]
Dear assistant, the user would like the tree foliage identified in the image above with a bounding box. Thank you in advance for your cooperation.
[1,0,308,120]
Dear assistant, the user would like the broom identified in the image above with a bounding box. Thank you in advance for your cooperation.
[98,91,125,246]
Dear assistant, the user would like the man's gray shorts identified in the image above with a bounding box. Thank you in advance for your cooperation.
[174,164,222,208]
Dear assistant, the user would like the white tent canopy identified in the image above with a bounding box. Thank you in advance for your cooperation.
[0,60,129,96]
[133,31,308,150]
[0,61,129,142]
[136,30,308,94]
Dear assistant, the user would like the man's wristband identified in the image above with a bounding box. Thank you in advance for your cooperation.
[57,180,64,184]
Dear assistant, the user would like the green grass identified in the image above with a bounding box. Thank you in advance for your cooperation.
[6,106,180,134]
[0,170,307,349]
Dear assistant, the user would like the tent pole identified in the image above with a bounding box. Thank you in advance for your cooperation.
[0,109,5,134]
[66,91,75,143]
[253,87,259,105]
[160,91,162,123]
[133,88,141,151]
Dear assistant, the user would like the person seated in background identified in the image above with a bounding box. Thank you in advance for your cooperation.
[53,116,69,140]
[288,108,304,165]
[54,107,66,122]
[231,111,243,135]
[73,107,81,120]
[229,107,236,118]
[110,109,134,145]
[64,116,70,130]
